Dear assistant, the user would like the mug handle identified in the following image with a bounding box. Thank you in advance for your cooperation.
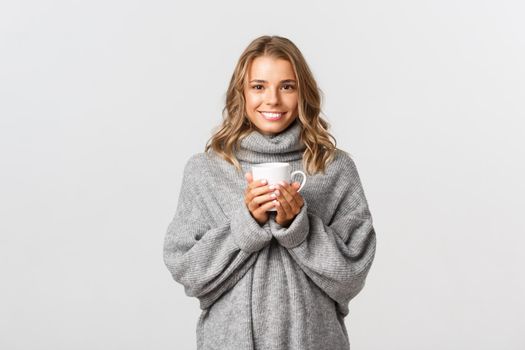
[290,170,307,192]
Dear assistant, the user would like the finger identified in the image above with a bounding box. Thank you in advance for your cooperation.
[274,198,284,218]
[246,172,268,190]
[253,199,277,216]
[247,184,277,207]
[247,194,267,212]
[279,183,301,214]
[286,182,303,208]
[276,197,292,221]
[245,172,253,184]
[244,172,253,199]
[249,178,268,191]
[291,184,304,208]
[245,175,268,199]
[276,186,294,218]
[252,190,277,206]
[249,183,277,201]
[277,182,295,206]
[246,188,273,209]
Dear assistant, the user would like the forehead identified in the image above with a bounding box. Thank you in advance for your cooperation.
[247,56,296,81]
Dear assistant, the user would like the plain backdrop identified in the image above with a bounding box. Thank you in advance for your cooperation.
[1,0,524,349]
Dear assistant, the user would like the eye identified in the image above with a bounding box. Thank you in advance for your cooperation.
[251,85,263,90]
[282,84,295,90]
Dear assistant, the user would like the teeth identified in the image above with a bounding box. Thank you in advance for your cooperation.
[261,112,284,118]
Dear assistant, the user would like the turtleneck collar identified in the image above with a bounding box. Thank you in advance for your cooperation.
[234,118,306,164]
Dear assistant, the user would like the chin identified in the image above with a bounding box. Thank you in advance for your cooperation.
[255,119,294,135]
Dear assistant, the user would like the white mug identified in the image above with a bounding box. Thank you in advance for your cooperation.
[251,162,307,212]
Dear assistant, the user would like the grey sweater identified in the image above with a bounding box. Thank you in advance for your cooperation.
[163,119,377,350]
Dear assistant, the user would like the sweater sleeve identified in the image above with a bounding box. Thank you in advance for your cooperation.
[268,155,377,310]
[163,155,273,310]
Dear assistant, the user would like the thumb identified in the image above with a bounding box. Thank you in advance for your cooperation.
[245,171,253,183]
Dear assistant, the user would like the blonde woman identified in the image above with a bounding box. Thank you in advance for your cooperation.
[163,35,377,350]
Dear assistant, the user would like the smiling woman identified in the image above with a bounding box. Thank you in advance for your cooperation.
[204,35,340,176]
[163,35,376,350]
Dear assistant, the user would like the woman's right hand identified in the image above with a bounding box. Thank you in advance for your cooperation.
[244,172,278,226]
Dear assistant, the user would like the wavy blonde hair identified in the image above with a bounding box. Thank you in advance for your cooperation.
[204,35,341,175]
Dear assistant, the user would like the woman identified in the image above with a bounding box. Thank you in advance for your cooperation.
[163,35,377,350]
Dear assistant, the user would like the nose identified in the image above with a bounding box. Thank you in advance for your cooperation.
[264,86,280,106]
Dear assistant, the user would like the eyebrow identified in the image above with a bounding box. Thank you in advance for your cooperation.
[249,79,297,84]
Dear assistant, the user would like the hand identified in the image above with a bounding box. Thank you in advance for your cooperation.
[273,180,305,228]
[244,172,278,226]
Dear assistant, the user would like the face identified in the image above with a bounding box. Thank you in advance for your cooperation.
[243,56,299,136]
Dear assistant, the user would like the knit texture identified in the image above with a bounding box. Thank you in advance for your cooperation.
[163,118,377,350]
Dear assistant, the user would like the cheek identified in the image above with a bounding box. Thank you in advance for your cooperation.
[284,95,299,109]
[245,93,262,110]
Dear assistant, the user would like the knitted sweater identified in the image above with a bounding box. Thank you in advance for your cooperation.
[163,118,377,350]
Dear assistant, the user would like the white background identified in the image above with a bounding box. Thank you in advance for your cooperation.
[1,0,524,349]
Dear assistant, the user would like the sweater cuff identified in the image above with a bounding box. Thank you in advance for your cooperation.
[231,202,273,253]
[269,201,310,248]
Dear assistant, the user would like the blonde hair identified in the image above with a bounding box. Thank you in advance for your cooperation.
[204,35,341,175]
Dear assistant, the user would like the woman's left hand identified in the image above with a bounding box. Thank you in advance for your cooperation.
[273,181,305,228]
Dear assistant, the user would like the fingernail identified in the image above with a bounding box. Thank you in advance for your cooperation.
[279,181,285,186]
[261,179,267,184]
[269,185,276,190]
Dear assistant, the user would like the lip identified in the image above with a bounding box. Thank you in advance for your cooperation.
[259,111,286,121]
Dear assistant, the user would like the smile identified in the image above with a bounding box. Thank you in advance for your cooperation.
[259,111,286,121]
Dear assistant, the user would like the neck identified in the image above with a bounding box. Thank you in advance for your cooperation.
[234,119,306,164]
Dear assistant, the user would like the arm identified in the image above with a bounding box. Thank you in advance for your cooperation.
[269,156,377,311]
[163,155,273,310]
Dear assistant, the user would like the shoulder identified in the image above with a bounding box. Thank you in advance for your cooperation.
[180,152,210,185]
[324,148,366,196]
[178,152,219,199]
[182,151,214,172]
[330,148,360,177]
[181,151,226,185]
